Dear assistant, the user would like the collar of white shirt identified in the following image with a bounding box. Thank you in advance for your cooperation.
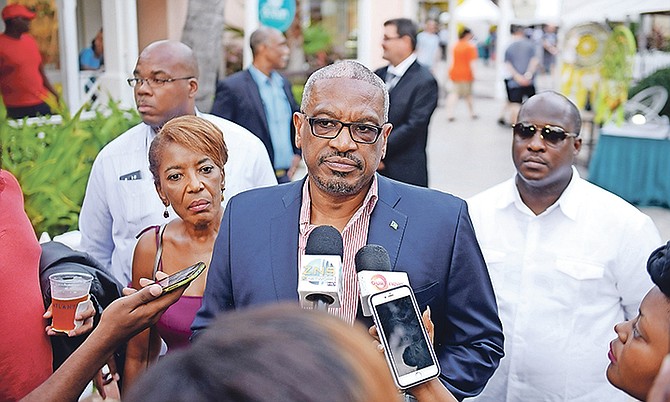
[503,166,581,221]
[387,53,417,79]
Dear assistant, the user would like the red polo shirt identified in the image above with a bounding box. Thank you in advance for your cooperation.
[0,33,49,107]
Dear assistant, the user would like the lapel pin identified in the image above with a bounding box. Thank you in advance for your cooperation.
[389,220,398,230]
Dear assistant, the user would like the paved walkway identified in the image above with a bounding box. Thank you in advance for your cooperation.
[426,59,670,240]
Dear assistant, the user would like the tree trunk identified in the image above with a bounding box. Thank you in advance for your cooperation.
[181,0,226,112]
[285,0,306,78]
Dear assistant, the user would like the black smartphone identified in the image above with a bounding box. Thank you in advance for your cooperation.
[155,262,206,293]
[369,285,441,389]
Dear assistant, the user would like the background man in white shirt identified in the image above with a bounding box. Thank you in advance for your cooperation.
[79,40,276,285]
[467,91,662,401]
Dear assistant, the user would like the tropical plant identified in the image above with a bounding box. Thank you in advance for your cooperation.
[594,24,637,124]
[181,0,226,112]
[0,99,139,237]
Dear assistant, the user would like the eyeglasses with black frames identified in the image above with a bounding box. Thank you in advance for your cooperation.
[303,114,386,144]
[126,76,195,88]
[512,123,578,147]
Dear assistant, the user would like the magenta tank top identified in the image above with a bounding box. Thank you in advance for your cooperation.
[155,295,202,351]
[137,224,203,352]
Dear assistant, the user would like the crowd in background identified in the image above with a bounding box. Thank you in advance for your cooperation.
[3,4,670,402]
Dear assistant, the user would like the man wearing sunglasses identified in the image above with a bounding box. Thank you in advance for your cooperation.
[468,91,661,401]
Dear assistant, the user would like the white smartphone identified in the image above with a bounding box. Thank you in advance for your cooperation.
[369,285,441,389]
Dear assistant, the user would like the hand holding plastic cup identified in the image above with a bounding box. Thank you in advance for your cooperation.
[49,272,93,333]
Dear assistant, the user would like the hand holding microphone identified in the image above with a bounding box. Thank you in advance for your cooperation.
[298,225,343,311]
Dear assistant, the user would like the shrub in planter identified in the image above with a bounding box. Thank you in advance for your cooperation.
[0,100,140,237]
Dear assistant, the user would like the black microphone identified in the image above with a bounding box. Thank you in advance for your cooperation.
[355,244,410,316]
[298,226,343,311]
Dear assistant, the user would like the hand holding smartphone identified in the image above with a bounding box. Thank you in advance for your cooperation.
[155,262,206,293]
[369,285,441,389]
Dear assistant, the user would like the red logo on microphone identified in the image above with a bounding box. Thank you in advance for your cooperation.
[370,274,388,290]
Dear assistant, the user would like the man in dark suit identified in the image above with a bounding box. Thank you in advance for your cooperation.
[375,18,438,187]
[210,27,301,183]
[193,60,503,400]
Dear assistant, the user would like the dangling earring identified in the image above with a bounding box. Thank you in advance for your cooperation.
[221,187,225,202]
[163,202,170,219]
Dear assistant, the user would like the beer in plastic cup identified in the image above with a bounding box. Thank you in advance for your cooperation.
[49,272,93,333]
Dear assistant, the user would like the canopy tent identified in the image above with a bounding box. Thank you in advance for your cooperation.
[561,0,670,27]
[452,0,501,22]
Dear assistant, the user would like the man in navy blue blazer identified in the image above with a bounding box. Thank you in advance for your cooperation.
[193,60,503,400]
[375,18,438,187]
[210,27,301,183]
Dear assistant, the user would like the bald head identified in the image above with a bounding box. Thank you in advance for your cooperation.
[132,40,200,130]
[518,91,581,135]
[138,40,199,79]
[250,27,283,55]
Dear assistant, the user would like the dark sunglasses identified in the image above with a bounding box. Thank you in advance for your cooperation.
[512,123,578,146]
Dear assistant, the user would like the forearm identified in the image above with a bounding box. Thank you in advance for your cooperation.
[22,328,117,401]
[39,65,59,98]
[122,328,156,393]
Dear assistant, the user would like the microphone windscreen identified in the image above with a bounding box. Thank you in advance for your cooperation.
[305,226,343,257]
[648,240,670,298]
[355,244,392,273]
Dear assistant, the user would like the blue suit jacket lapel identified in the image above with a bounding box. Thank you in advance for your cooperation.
[270,180,303,301]
[367,176,407,271]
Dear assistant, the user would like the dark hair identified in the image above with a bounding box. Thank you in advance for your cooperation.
[125,305,399,402]
[384,18,418,50]
[648,241,670,298]
[511,25,525,35]
[459,28,472,39]
[149,115,228,186]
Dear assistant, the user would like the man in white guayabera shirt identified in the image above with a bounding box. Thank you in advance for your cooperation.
[79,40,276,285]
[467,90,662,402]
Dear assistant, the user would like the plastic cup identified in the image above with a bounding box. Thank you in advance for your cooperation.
[49,272,93,333]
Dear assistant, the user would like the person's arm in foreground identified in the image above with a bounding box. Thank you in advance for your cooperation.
[123,233,164,393]
[21,274,184,402]
[409,307,458,402]
[370,308,458,402]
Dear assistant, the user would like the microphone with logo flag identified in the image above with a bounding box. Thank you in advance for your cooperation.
[298,225,343,311]
[355,244,410,316]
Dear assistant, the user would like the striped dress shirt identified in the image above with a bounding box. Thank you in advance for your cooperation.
[298,176,379,324]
